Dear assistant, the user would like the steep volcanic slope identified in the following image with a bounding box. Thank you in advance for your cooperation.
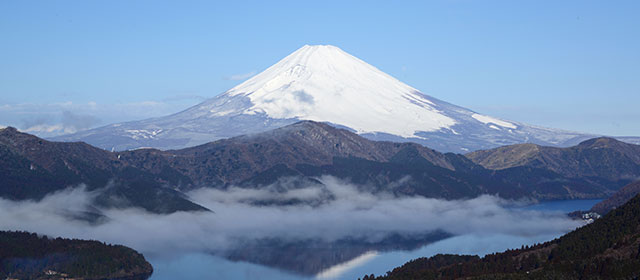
[54,45,611,153]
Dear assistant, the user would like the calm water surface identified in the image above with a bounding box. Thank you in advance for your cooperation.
[149,199,602,280]
[522,199,602,212]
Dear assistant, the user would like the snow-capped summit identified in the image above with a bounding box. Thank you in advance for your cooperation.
[197,44,456,138]
[54,45,602,152]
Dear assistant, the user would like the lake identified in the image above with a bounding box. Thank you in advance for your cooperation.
[148,199,602,280]
[522,199,602,212]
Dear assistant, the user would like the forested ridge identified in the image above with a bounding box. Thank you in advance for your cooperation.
[0,231,152,279]
[362,194,640,280]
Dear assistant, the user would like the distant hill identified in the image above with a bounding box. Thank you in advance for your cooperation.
[0,231,152,280]
[363,193,640,280]
[100,121,520,200]
[136,121,639,200]
[4,122,639,208]
[466,137,640,180]
[115,121,624,200]
[591,180,640,214]
[0,127,207,214]
[466,137,640,195]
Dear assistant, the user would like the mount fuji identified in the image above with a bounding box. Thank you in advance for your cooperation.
[54,45,632,152]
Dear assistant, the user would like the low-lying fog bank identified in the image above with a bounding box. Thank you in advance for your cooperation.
[0,176,582,276]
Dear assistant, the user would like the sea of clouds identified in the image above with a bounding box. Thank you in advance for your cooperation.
[0,176,581,260]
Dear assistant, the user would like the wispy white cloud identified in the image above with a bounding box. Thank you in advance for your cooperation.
[224,71,256,81]
[23,124,70,134]
[0,99,198,137]
[20,111,100,136]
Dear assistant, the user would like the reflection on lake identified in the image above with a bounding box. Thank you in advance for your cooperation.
[148,199,602,280]
[149,233,561,280]
[221,231,449,275]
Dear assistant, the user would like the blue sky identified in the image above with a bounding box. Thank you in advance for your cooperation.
[1,0,638,136]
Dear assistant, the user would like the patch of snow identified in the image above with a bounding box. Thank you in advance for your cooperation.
[125,129,163,140]
[132,147,154,150]
[489,125,501,130]
[472,113,517,129]
[210,109,236,117]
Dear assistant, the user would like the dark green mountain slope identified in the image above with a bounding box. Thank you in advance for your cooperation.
[0,231,152,280]
[0,127,206,214]
[366,193,640,280]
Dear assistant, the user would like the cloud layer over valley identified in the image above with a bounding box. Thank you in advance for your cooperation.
[0,176,582,261]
